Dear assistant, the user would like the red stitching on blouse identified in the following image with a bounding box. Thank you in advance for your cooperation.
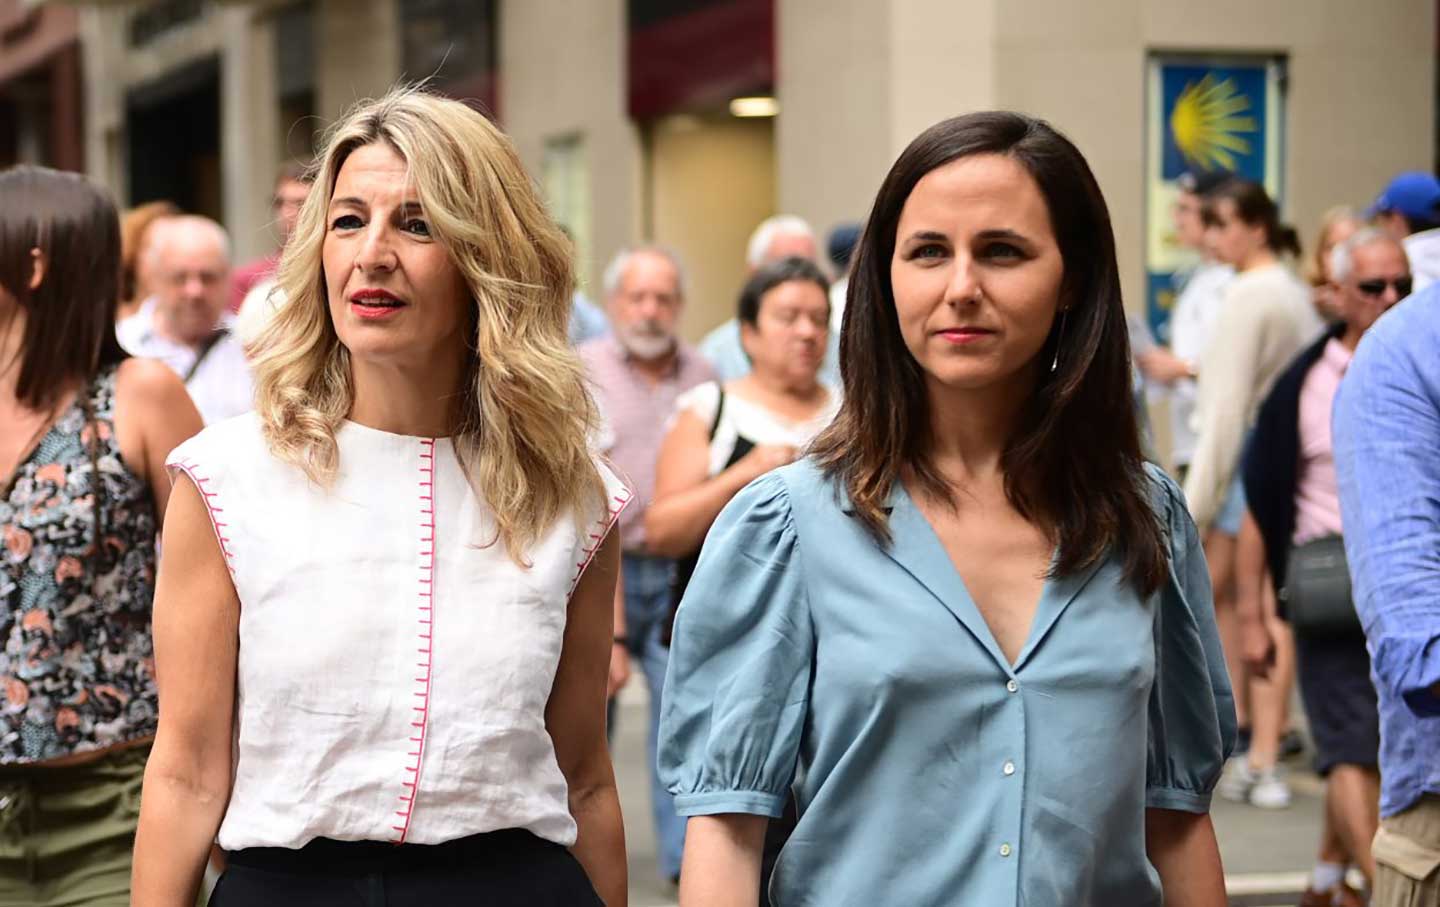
[568,490,633,598]
[170,459,236,575]
[391,438,437,845]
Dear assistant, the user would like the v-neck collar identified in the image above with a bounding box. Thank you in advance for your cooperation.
[870,480,1103,675]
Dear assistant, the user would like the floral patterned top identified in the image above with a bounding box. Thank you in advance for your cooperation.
[1,366,159,763]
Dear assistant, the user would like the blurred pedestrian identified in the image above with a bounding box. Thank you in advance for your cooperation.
[1241,229,1410,904]
[1306,206,1362,320]
[661,112,1234,906]
[0,165,201,905]
[1366,171,1440,294]
[116,216,251,424]
[1184,178,1320,810]
[131,87,628,906]
[578,245,712,886]
[118,200,180,322]
[1334,282,1440,907]
[1134,170,1233,481]
[230,163,311,313]
[699,216,840,386]
[825,221,862,333]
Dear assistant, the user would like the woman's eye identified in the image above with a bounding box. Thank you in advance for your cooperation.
[331,214,362,230]
[909,243,947,260]
[403,219,432,237]
[981,242,1025,261]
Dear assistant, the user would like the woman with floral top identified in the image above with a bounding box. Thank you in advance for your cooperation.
[0,165,202,905]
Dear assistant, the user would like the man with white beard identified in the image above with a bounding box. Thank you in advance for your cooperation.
[579,246,713,886]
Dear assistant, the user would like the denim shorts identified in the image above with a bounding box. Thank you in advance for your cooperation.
[1212,473,1247,537]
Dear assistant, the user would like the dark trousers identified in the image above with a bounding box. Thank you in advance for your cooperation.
[209,830,603,907]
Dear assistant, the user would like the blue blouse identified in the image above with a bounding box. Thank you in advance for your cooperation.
[659,460,1236,906]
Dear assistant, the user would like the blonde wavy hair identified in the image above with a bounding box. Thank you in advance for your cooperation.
[249,86,603,561]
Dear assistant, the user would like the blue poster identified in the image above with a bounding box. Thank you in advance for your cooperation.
[1161,64,1265,184]
[1146,57,1281,343]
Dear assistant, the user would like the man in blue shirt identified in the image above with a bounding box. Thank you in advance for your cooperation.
[1335,284,1440,903]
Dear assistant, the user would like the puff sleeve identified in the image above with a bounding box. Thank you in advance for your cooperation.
[658,471,814,819]
[1144,463,1239,813]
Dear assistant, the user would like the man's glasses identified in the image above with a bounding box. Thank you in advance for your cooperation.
[1355,276,1413,298]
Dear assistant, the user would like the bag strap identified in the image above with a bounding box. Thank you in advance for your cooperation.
[708,384,726,441]
[183,328,229,383]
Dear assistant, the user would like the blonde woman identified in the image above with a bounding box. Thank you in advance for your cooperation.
[131,88,628,906]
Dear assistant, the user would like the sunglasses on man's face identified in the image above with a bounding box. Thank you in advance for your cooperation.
[1355,276,1413,298]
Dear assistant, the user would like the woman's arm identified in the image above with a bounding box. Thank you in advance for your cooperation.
[131,476,240,905]
[113,357,204,532]
[679,814,767,907]
[645,410,792,559]
[1233,511,1277,678]
[1145,808,1227,907]
[547,529,627,906]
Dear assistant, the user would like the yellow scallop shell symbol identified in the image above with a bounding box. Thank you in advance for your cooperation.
[1170,73,1258,173]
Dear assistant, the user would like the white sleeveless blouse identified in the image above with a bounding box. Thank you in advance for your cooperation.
[165,415,630,850]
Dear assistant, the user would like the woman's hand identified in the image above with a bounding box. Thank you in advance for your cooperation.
[1136,348,1195,386]
[1238,611,1276,679]
[737,444,799,481]
[608,642,632,697]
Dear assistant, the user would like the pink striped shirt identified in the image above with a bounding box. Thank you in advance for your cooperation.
[580,335,715,553]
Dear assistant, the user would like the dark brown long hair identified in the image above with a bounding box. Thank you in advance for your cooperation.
[0,165,126,411]
[1203,178,1302,258]
[810,111,1167,595]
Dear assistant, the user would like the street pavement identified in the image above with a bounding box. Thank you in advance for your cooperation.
[612,683,1336,907]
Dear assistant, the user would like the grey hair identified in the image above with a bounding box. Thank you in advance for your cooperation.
[745,214,815,269]
[601,245,688,301]
[1329,227,1407,283]
[147,214,233,267]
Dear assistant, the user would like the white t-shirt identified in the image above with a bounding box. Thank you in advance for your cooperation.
[1404,228,1440,294]
[675,381,840,477]
[1184,262,1322,529]
[1166,261,1233,467]
[166,414,630,850]
[116,299,253,425]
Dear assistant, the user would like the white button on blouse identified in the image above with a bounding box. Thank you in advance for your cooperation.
[167,415,630,850]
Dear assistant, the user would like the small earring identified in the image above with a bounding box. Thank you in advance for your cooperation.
[1050,309,1069,373]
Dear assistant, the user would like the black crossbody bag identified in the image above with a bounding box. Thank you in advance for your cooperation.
[1284,534,1362,637]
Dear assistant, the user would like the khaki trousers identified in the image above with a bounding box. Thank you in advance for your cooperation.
[0,746,148,907]
[1373,794,1440,907]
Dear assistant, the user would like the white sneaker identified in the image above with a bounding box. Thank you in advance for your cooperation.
[1247,766,1292,809]
[1217,756,1255,802]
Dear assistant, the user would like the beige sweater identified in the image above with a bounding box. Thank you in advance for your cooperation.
[1183,263,1322,530]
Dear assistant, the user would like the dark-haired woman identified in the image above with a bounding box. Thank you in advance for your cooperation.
[1182,179,1321,813]
[645,256,837,568]
[0,166,201,904]
[659,113,1235,906]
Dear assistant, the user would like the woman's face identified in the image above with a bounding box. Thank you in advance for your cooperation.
[740,279,830,387]
[890,153,1065,398]
[1204,198,1267,268]
[1314,217,1360,318]
[322,142,471,371]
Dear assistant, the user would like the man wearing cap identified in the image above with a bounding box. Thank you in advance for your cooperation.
[1136,170,1234,481]
[1369,171,1440,293]
[826,222,862,334]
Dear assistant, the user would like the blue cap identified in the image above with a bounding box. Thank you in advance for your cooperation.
[1366,171,1440,222]
[826,223,862,271]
